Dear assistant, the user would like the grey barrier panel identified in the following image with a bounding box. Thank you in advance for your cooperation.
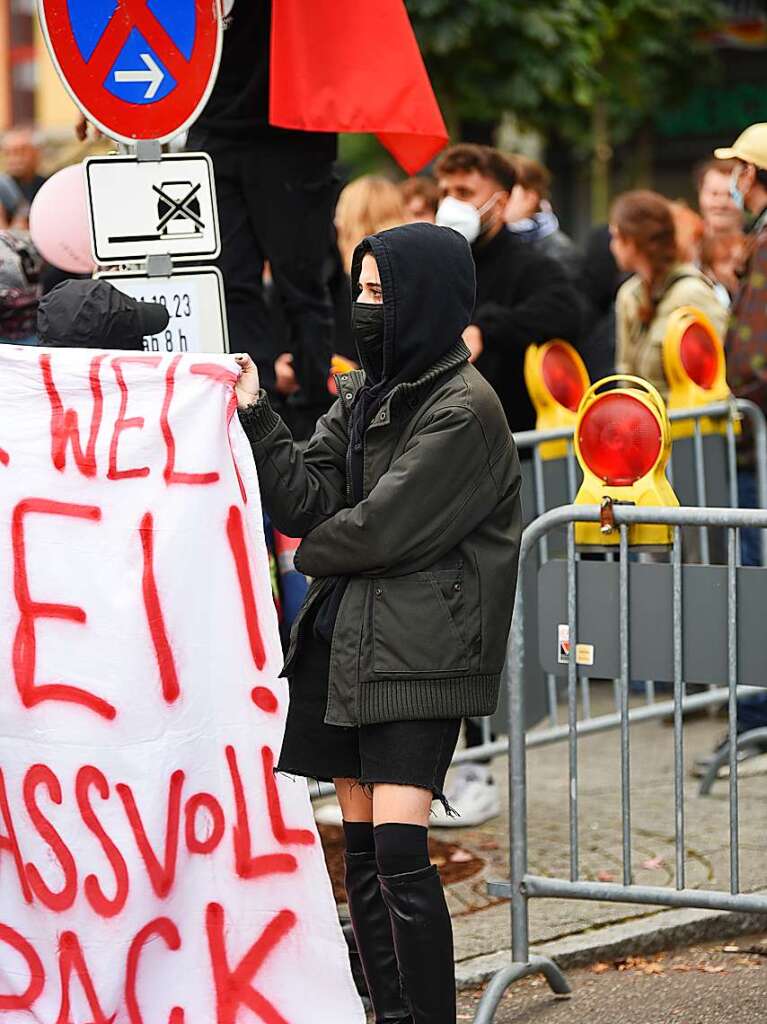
[472,503,767,1024]
[669,433,730,564]
[537,559,767,687]
[670,434,730,508]
[521,457,578,522]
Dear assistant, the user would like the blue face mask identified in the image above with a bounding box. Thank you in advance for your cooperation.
[730,169,745,211]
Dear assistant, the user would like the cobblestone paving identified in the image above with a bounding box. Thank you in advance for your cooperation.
[432,685,767,965]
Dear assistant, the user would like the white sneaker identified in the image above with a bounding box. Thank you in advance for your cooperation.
[431,763,500,828]
[313,800,344,826]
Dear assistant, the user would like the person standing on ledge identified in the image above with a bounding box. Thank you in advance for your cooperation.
[187,0,338,440]
[234,222,522,1024]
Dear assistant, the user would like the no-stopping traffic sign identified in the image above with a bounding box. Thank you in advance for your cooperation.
[37,0,223,143]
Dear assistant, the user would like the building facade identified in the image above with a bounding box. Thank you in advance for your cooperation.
[0,0,79,136]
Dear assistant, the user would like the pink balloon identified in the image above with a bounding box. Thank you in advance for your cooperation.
[29,163,95,274]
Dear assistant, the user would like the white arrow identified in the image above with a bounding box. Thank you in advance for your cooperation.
[114,53,164,100]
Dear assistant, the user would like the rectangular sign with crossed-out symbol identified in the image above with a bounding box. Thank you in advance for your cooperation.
[85,153,220,264]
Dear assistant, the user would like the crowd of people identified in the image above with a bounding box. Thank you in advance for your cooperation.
[2,130,751,453]
[0,72,760,461]
[225,142,754,452]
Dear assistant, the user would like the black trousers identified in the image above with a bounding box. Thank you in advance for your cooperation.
[186,127,338,436]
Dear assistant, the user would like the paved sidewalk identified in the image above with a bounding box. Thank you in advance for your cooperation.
[428,684,767,976]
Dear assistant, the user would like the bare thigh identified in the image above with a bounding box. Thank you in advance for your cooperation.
[333,778,433,827]
[333,777,373,822]
[374,783,433,827]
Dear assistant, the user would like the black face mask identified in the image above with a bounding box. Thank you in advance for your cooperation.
[351,302,385,383]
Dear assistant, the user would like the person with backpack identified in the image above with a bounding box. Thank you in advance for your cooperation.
[610,190,727,399]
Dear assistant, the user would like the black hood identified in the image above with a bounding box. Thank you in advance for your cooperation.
[350,221,475,390]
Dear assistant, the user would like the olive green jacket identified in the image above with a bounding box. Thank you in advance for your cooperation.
[238,343,522,726]
[615,263,728,399]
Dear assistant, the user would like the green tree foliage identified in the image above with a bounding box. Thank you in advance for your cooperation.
[406,0,722,215]
[406,0,721,144]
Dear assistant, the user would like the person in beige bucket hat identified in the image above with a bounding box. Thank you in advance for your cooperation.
[693,124,767,774]
[714,123,767,223]
[714,124,767,568]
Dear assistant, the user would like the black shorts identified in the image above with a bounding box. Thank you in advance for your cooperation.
[276,619,461,811]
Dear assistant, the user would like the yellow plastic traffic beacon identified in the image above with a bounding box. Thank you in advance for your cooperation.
[524,340,590,458]
[328,354,358,395]
[573,375,679,547]
[662,305,733,437]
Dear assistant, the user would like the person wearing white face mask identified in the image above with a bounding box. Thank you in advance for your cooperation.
[714,124,767,568]
[434,145,580,830]
[435,145,581,435]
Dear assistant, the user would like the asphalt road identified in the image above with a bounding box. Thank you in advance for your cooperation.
[366,935,767,1024]
[454,935,767,1024]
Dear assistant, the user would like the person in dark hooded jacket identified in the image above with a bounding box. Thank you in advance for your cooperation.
[234,222,521,1024]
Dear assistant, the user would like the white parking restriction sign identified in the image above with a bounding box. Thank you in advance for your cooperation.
[85,153,220,265]
[98,267,229,354]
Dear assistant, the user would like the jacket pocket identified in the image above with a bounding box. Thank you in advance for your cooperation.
[372,570,468,675]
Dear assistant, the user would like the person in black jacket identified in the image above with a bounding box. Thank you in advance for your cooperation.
[435,144,581,432]
[577,223,626,382]
[186,0,338,440]
[234,222,522,1024]
[504,154,582,281]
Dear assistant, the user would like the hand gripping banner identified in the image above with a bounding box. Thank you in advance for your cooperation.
[0,347,363,1023]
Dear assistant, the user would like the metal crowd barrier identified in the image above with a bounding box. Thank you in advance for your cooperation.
[516,397,767,553]
[472,504,767,1023]
[460,398,767,754]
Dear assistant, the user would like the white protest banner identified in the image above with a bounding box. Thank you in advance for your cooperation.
[0,346,363,1024]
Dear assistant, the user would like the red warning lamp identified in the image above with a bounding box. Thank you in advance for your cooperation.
[541,342,586,412]
[524,340,590,458]
[679,322,718,390]
[662,307,732,437]
[574,376,679,547]
[577,393,662,487]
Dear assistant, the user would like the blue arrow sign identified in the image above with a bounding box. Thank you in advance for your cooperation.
[67,0,196,105]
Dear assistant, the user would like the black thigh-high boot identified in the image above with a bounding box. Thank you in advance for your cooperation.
[345,850,413,1024]
[379,864,456,1024]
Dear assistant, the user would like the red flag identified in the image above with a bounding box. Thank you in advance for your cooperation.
[269,0,448,174]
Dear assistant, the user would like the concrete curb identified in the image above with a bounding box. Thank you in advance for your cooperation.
[455,904,767,989]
